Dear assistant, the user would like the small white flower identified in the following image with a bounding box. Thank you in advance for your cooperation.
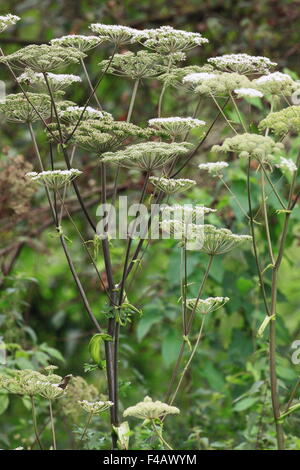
[18,71,82,91]
[50,35,101,51]
[149,177,196,194]
[198,161,229,176]
[90,24,141,45]
[26,169,82,189]
[183,72,217,85]
[123,396,180,420]
[0,14,20,33]
[254,72,296,96]
[275,157,297,174]
[148,117,206,137]
[208,54,276,75]
[234,88,263,98]
[186,296,230,314]
[78,400,113,414]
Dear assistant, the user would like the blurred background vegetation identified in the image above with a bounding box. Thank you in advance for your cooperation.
[1,0,300,450]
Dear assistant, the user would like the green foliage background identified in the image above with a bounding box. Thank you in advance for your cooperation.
[0,0,300,450]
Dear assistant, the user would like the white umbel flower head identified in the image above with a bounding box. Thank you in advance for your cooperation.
[149,177,196,195]
[208,54,277,75]
[0,92,51,123]
[234,88,263,98]
[212,133,284,164]
[59,105,109,123]
[100,142,192,171]
[37,382,65,400]
[186,296,230,315]
[0,14,20,33]
[99,51,166,80]
[254,72,296,96]
[182,72,217,85]
[18,71,82,92]
[50,35,102,51]
[275,157,297,175]
[26,169,82,190]
[123,396,180,420]
[161,204,216,223]
[198,161,229,177]
[148,117,206,137]
[0,45,85,72]
[197,225,252,255]
[90,23,142,45]
[78,400,113,414]
[138,26,208,53]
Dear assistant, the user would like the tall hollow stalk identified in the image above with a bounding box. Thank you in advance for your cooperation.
[49,400,56,450]
[30,396,43,450]
[127,79,139,122]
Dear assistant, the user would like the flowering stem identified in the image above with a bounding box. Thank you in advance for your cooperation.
[247,159,270,315]
[49,400,57,450]
[79,412,93,444]
[127,78,139,122]
[218,175,250,220]
[169,316,206,406]
[158,57,172,118]
[260,169,275,265]
[210,94,238,134]
[30,396,43,450]
[229,92,247,132]
[80,57,102,110]
[151,421,173,450]
[165,255,214,403]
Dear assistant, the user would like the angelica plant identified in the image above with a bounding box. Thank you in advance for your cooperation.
[1,12,299,452]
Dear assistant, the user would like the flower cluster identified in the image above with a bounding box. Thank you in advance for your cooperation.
[100,51,166,79]
[37,381,65,400]
[138,26,208,53]
[160,220,204,242]
[259,106,300,136]
[59,105,110,123]
[208,54,276,75]
[1,45,85,72]
[253,72,297,96]
[0,93,51,123]
[198,225,252,255]
[184,72,252,96]
[149,177,196,195]
[100,142,192,171]
[90,23,141,45]
[0,14,20,33]
[78,400,113,414]
[161,204,215,222]
[73,120,161,154]
[0,369,65,398]
[159,65,214,89]
[212,133,284,163]
[18,70,82,92]
[198,161,229,177]
[26,169,82,190]
[148,117,206,138]
[186,296,229,314]
[234,88,263,98]
[123,396,180,420]
[275,157,297,175]
[50,35,102,52]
